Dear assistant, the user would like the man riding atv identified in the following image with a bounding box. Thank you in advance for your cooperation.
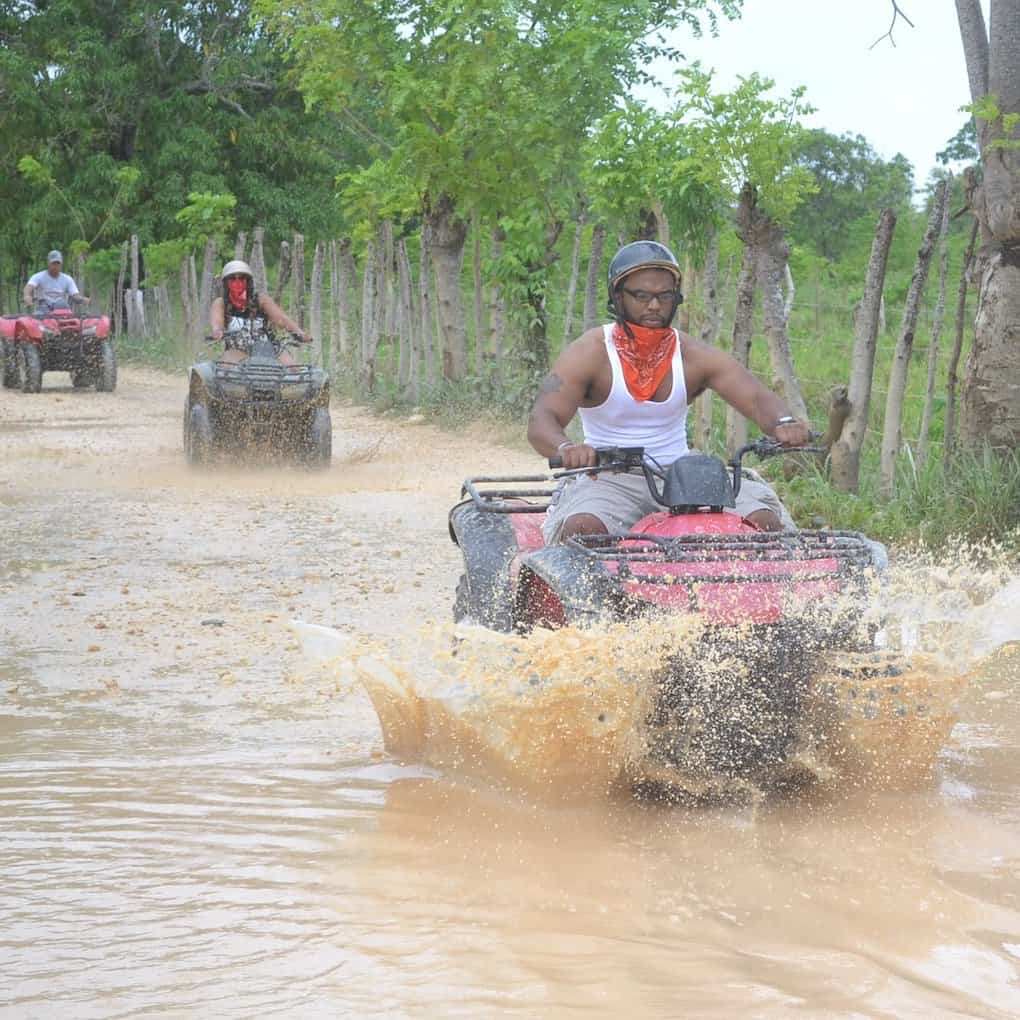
[209,259,309,365]
[23,250,89,311]
[527,240,810,542]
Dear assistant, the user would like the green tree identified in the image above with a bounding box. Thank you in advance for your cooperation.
[673,67,816,445]
[254,0,742,380]
[787,129,913,261]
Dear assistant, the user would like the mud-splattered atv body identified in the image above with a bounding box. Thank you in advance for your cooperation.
[449,442,889,778]
[1,304,115,393]
[183,328,331,467]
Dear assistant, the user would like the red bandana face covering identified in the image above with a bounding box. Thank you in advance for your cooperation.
[611,322,676,401]
[226,277,249,310]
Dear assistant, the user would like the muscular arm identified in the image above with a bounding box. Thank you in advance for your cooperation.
[258,293,305,338]
[527,335,599,463]
[210,297,225,334]
[23,282,35,305]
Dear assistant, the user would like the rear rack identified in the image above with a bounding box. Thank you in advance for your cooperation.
[570,530,874,583]
[461,475,558,513]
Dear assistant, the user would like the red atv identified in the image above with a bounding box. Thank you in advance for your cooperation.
[1,301,115,393]
[448,441,889,778]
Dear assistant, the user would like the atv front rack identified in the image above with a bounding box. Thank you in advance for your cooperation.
[460,475,557,513]
[214,361,316,400]
[570,530,875,582]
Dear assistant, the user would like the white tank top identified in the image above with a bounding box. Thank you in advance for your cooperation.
[578,324,690,464]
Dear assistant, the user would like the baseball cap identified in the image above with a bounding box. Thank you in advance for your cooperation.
[47,250,63,264]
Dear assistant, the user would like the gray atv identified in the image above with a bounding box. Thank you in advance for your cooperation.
[183,327,331,468]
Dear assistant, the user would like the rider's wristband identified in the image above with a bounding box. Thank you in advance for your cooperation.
[775,416,797,428]
[557,440,576,452]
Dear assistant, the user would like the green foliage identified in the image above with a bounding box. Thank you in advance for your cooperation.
[1,1,351,267]
[967,95,1020,153]
[937,119,980,166]
[175,191,237,247]
[787,129,914,261]
[673,66,816,223]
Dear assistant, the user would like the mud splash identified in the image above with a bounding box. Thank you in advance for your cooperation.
[296,552,1020,804]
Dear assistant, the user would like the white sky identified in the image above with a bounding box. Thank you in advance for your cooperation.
[646,0,983,187]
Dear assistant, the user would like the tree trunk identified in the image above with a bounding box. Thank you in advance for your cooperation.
[583,223,606,330]
[956,0,1020,449]
[651,198,670,246]
[747,198,808,421]
[831,209,897,493]
[944,218,980,460]
[188,256,199,344]
[562,212,585,347]
[678,255,692,333]
[310,240,324,365]
[425,193,468,381]
[879,181,949,498]
[918,185,952,465]
[419,225,436,387]
[487,225,506,386]
[127,235,140,337]
[396,238,415,395]
[471,208,485,371]
[726,237,757,454]
[328,240,340,378]
[372,228,387,387]
[274,241,291,305]
[695,229,723,453]
[361,242,377,390]
[234,231,247,261]
[337,238,356,369]
[179,255,192,342]
[198,239,217,337]
[250,227,268,294]
[114,241,128,338]
[292,233,305,329]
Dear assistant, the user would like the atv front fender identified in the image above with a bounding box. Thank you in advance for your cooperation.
[520,544,628,627]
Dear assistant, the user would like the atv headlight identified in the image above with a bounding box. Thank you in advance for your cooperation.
[42,327,58,340]
[82,326,97,337]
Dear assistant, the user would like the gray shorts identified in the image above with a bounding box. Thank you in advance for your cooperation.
[542,467,794,543]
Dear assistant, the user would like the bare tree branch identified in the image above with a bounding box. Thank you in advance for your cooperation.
[870,1,916,49]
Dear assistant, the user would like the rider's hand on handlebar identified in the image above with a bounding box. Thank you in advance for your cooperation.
[772,418,812,447]
[557,442,598,470]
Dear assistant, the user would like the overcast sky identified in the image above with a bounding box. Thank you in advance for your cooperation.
[645,0,982,188]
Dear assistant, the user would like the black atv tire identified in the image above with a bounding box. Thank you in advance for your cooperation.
[95,341,117,392]
[453,573,476,624]
[1,339,17,389]
[186,403,213,466]
[71,369,95,389]
[304,406,332,468]
[17,342,42,393]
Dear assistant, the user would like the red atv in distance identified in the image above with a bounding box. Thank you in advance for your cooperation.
[1,299,116,393]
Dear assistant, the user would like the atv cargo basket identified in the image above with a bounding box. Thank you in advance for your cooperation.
[570,529,875,583]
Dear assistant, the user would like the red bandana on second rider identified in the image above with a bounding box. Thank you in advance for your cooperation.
[612,322,676,401]
[227,277,249,310]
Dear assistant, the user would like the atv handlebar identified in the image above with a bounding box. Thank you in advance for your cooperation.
[549,437,822,472]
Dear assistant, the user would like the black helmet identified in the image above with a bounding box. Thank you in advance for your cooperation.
[606,240,683,320]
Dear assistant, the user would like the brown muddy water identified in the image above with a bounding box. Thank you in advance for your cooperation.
[2,366,1020,1019]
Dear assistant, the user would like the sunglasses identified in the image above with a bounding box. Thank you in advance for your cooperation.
[621,287,679,306]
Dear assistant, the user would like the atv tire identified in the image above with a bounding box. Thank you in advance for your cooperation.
[17,342,42,393]
[186,402,213,466]
[1,339,17,389]
[71,369,95,389]
[453,573,479,624]
[305,406,332,468]
[95,341,117,392]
